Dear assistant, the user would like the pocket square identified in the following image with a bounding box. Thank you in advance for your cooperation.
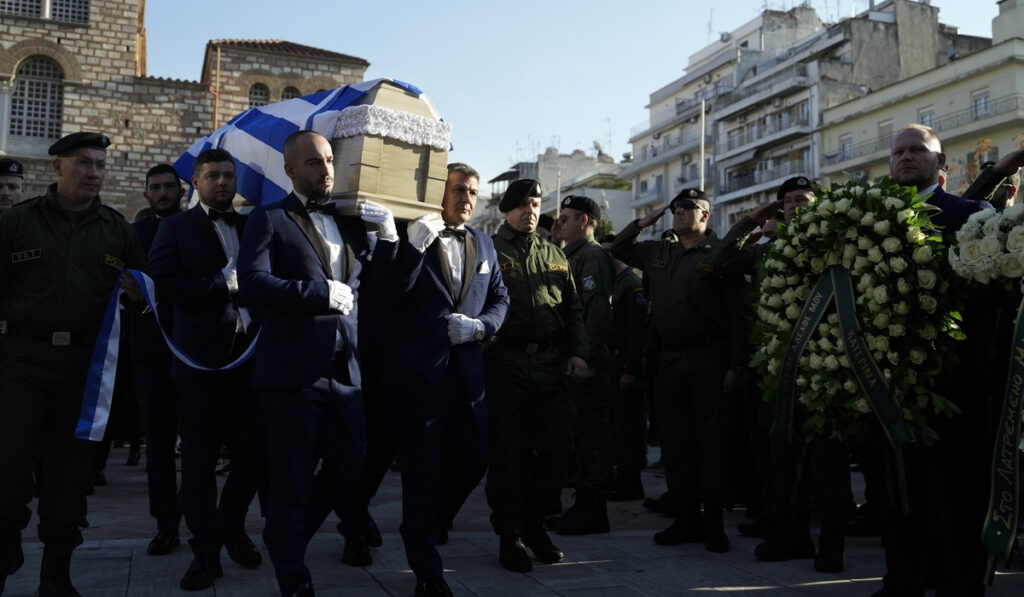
[478,261,490,274]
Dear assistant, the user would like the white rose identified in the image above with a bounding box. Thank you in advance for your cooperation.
[890,257,908,273]
[906,369,917,385]
[782,245,798,258]
[974,208,997,223]
[873,286,889,304]
[786,275,801,285]
[809,354,824,370]
[767,294,784,308]
[918,269,937,290]
[999,253,1024,278]
[874,220,892,236]
[810,257,826,273]
[959,220,982,241]
[854,256,871,273]
[767,359,779,375]
[1004,203,1024,220]
[843,379,858,393]
[882,195,902,208]
[920,294,937,313]
[868,188,884,200]
[806,222,820,236]
[874,335,890,352]
[897,277,911,294]
[796,285,811,301]
[886,351,900,365]
[769,275,787,288]
[906,227,926,244]
[857,236,874,251]
[882,237,902,254]
[982,215,1003,236]
[920,325,937,341]
[896,208,914,224]
[818,337,834,352]
[818,322,832,337]
[1006,226,1024,253]
[853,398,872,414]
[823,355,839,371]
[842,244,859,264]
[835,198,852,213]
[894,301,910,316]
[868,246,884,263]
[817,199,834,215]
[872,313,890,329]
[888,324,906,337]
[913,245,933,264]
[785,304,801,320]
[782,288,797,304]
[980,234,1003,257]
[959,239,984,264]
[909,349,926,365]
[861,212,876,226]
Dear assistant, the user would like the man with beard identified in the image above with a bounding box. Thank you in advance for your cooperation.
[130,164,186,556]
[238,130,399,597]
[485,178,590,573]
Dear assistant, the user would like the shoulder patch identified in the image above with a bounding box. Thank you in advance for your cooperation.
[581,274,597,292]
[547,262,569,274]
[103,254,125,270]
[696,262,722,278]
[11,248,41,264]
[652,259,667,269]
[500,261,515,272]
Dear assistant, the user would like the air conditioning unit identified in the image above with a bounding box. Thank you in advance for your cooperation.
[772,97,783,108]
[652,131,661,140]
[703,74,713,84]
[720,32,732,43]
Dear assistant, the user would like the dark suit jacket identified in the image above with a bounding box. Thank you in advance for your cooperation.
[148,204,247,380]
[237,193,393,391]
[386,226,509,401]
[129,214,173,363]
[926,185,992,238]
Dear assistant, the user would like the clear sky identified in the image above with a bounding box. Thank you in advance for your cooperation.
[145,0,1001,190]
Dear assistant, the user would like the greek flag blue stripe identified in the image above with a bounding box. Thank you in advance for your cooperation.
[76,269,259,442]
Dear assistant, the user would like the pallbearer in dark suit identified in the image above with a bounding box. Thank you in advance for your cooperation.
[130,164,185,556]
[148,149,265,591]
[237,130,398,597]
[387,163,509,597]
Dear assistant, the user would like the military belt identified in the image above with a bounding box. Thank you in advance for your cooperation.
[3,324,95,347]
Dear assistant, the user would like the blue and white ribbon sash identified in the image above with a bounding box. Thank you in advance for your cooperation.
[75,269,258,441]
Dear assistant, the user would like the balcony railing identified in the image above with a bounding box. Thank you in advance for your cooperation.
[721,116,811,151]
[716,63,809,110]
[825,94,1024,165]
[720,159,808,194]
[634,127,709,165]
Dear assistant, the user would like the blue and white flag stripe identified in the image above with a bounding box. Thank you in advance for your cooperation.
[76,269,259,442]
[173,78,439,208]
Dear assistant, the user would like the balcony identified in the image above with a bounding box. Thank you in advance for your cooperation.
[717,115,812,160]
[719,158,808,196]
[619,128,711,178]
[715,64,811,119]
[825,94,1024,167]
[675,81,734,119]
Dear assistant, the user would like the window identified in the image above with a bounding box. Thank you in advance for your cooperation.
[972,89,991,119]
[281,86,301,100]
[9,56,64,140]
[639,180,648,193]
[51,0,89,23]
[918,107,935,129]
[0,0,42,17]
[877,120,893,151]
[839,133,853,160]
[248,83,270,108]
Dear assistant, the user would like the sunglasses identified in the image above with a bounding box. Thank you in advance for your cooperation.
[671,199,707,212]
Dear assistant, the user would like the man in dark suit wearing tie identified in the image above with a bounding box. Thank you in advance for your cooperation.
[130,164,185,556]
[237,130,399,597]
[385,163,509,597]
[149,149,264,591]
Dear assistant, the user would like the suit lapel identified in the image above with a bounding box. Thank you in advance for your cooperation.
[429,239,457,301]
[189,205,228,265]
[283,194,331,277]
[457,231,478,306]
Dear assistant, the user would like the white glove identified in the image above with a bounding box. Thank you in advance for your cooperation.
[446,313,484,345]
[327,280,354,315]
[407,213,445,253]
[358,200,398,242]
[221,266,238,294]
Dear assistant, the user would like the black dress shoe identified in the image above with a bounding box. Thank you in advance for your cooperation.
[653,519,704,545]
[224,533,262,568]
[147,531,180,555]
[415,576,454,597]
[342,538,373,566]
[523,529,564,564]
[37,578,82,597]
[290,581,316,596]
[180,556,223,591]
[498,535,532,572]
[126,444,141,466]
[92,469,107,487]
[364,516,382,548]
[437,527,449,545]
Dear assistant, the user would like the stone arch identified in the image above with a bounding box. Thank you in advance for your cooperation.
[304,75,343,95]
[0,39,83,83]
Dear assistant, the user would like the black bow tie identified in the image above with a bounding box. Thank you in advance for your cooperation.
[440,227,466,240]
[306,201,336,216]
[208,209,240,225]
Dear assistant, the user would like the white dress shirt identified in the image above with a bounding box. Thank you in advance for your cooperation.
[439,225,469,299]
[200,202,251,334]
[297,192,347,351]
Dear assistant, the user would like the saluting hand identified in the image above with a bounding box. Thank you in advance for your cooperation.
[748,199,784,225]
[638,205,670,229]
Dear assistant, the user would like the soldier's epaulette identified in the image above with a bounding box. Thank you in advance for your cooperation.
[547,262,568,274]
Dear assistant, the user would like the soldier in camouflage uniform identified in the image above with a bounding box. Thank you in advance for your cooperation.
[0,132,147,596]
[548,195,615,535]
[610,188,745,554]
[485,179,590,573]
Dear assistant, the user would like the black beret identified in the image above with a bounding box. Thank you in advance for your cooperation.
[561,194,600,219]
[0,158,23,178]
[48,132,111,156]
[538,213,554,231]
[776,176,815,201]
[669,187,707,211]
[499,178,542,212]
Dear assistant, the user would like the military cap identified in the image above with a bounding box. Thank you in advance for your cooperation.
[0,158,24,178]
[499,178,542,212]
[538,213,554,232]
[48,131,111,156]
[776,176,815,201]
[561,194,600,219]
[669,187,708,212]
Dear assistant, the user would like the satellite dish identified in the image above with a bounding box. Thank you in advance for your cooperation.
[593,140,604,154]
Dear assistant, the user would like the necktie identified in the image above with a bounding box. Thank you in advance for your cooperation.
[208,209,240,225]
[307,201,336,216]
[440,227,466,240]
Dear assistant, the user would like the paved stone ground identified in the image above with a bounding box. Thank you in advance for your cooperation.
[4,446,1023,596]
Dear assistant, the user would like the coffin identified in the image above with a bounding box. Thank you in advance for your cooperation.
[329,80,451,220]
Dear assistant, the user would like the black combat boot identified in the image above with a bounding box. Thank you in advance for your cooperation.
[653,502,704,545]
[814,525,845,573]
[555,490,610,535]
[37,543,81,597]
[703,505,730,553]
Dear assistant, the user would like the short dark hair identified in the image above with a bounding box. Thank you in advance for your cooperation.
[447,162,479,181]
[282,130,327,163]
[146,164,181,187]
[193,148,235,174]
